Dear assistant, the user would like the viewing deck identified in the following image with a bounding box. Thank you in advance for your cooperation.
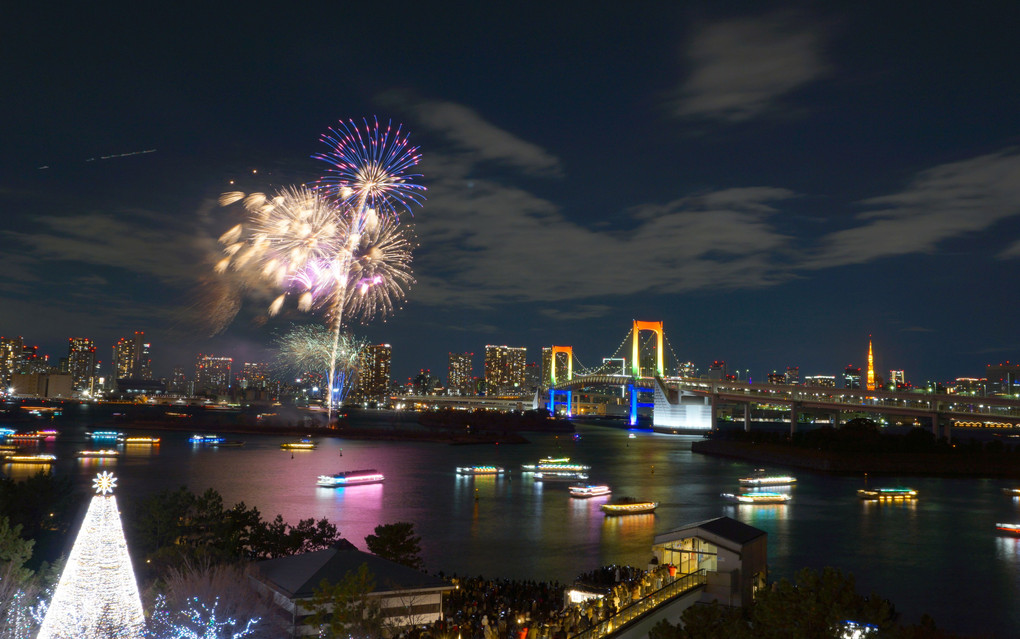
[569,570,707,639]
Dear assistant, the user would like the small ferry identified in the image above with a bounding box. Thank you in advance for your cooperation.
[189,434,224,444]
[455,465,506,475]
[3,453,56,464]
[738,469,797,487]
[119,436,161,445]
[601,498,658,515]
[317,469,385,487]
[722,492,792,504]
[996,523,1020,535]
[533,470,589,482]
[76,449,121,458]
[857,487,917,501]
[569,484,612,498]
[281,439,317,450]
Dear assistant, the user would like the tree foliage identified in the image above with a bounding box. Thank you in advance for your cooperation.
[307,563,383,639]
[364,522,423,570]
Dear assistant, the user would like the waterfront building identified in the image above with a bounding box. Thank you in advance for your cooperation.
[0,336,23,388]
[11,372,73,399]
[484,345,527,396]
[987,362,1020,396]
[67,337,98,396]
[804,375,837,388]
[844,365,862,389]
[354,344,392,403]
[448,352,473,395]
[952,377,986,395]
[252,546,452,637]
[194,354,233,394]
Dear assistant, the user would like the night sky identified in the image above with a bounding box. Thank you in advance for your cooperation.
[3,2,1019,386]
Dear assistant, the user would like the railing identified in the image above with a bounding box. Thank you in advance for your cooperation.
[568,570,707,639]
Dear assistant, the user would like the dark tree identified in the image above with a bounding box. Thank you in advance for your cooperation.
[364,522,423,570]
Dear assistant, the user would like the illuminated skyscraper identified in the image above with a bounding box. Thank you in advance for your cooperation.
[866,337,876,391]
[356,344,392,402]
[448,352,473,396]
[804,375,837,388]
[889,370,905,388]
[785,366,800,385]
[113,332,151,381]
[484,345,527,396]
[0,336,24,388]
[194,354,232,394]
[844,364,862,390]
[238,362,270,390]
[67,337,98,395]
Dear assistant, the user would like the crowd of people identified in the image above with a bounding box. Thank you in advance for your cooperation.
[394,562,680,639]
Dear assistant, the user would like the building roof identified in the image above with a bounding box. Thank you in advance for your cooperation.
[654,516,765,547]
[256,547,450,600]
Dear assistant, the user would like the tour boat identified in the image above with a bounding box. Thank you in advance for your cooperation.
[738,469,797,487]
[996,523,1020,535]
[86,430,123,440]
[281,439,317,450]
[569,484,612,498]
[119,436,161,445]
[857,487,917,501]
[317,469,385,487]
[189,434,224,444]
[1003,488,1020,496]
[76,449,121,458]
[522,456,590,472]
[600,498,658,515]
[7,432,47,441]
[722,492,792,504]
[0,444,20,453]
[3,453,56,464]
[533,470,589,482]
[456,465,506,475]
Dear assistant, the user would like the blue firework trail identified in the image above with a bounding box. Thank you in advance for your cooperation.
[312,116,426,220]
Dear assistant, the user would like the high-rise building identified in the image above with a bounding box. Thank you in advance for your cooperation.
[767,372,786,385]
[987,362,1020,396]
[238,362,270,390]
[448,352,473,396]
[194,354,232,394]
[0,336,24,389]
[844,364,862,389]
[677,361,697,378]
[113,332,151,380]
[785,366,800,385]
[707,360,727,381]
[67,337,98,395]
[169,367,188,394]
[953,377,986,395]
[866,338,876,391]
[356,344,392,402]
[889,370,905,388]
[484,345,527,396]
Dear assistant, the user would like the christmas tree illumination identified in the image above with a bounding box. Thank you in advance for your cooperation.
[37,472,145,639]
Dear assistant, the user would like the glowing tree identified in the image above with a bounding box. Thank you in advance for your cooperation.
[37,472,145,639]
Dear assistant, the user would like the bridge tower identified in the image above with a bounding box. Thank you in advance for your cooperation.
[632,320,664,378]
[549,346,573,385]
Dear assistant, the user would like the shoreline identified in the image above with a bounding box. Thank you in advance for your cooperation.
[691,438,1020,478]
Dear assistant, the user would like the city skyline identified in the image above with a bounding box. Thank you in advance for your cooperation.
[3,3,1020,385]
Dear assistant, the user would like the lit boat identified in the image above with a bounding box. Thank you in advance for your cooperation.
[569,484,611,498]
[119,436,161,445]
[189,434,224,444]
[317,469,385,487]
[522,456,591,472]
[0,444,20,453]
[996,523,1020,535]
[722,492,792,504]
[533,470,589,482]
[3,453,56,464]
[212,440,245,447]
[600,498,658,515]
[857,487,917,501]
[1003,488,1020,496]
[281,439,317,450]
[76,449,121,458]
[738,469,797,486]
[456,465,506,475]
[86,430,123,440]
[7,432,47,441]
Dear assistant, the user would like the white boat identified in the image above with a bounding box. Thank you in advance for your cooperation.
[996,523,1020,535]
[738,469,797,486]
[569,484,611,498]
[456,465,506,475]
[533,470,589,482]
[522,456,590,472]
[722,492,792,504]
[317,469,385,487]
[86,430,123,440]
[858,487,917,501]
[189,434,224,444]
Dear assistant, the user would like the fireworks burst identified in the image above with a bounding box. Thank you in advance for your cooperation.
[313,116,426,220]
[275,324,366,406]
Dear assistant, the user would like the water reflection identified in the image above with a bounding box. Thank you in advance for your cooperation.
[3,462,53,481]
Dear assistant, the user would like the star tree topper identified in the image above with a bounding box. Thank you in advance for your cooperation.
[93,471,117,495]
